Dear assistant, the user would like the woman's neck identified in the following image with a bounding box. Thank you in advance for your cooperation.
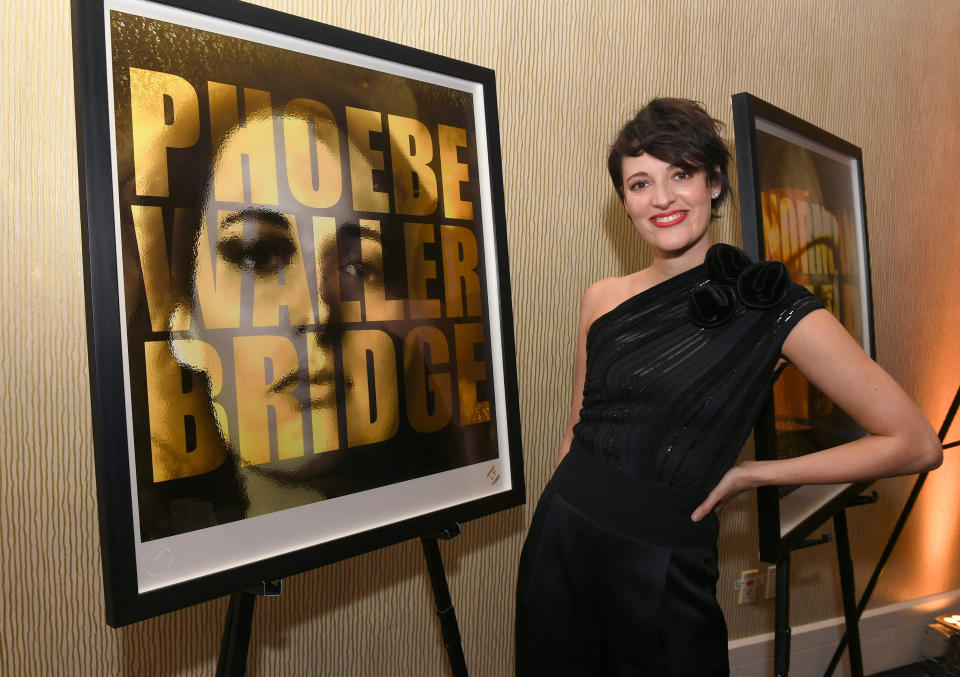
[648,237,712,281]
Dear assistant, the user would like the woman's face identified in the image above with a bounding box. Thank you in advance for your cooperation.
[621,153,718,258]
[170,112,396,473]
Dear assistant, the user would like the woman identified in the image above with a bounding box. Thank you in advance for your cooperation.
[515,98,942,676]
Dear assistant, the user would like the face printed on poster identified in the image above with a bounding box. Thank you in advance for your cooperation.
[111,11,499,540]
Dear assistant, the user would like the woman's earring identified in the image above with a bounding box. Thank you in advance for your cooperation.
[712,191,720,198]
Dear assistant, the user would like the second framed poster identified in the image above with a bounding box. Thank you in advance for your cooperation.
[732,92,874,561]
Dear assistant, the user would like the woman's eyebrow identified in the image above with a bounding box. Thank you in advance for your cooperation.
[219,207,290,230]
[336,222,381,242]
[216,212,380,242]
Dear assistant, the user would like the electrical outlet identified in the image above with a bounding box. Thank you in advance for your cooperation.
[764,565,777,599]
[734,569,761,604]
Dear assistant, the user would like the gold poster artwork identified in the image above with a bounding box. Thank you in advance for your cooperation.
[754,127,868,469]
[111,12,499,540]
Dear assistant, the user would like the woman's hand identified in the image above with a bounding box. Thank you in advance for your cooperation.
[691,462,760,522]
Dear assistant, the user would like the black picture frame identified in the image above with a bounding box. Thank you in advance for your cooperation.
[72,0,523,627]
[732,92,874,562]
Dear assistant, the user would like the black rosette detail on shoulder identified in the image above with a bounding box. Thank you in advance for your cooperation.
[704,243,752,285]
[736,261,791,309]
[688,283,738,328]
[688,243,791,328]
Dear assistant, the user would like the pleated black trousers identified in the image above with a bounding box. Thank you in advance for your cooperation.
[516,448,729,676]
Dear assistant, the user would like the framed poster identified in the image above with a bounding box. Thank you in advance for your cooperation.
[732,92,874,561]
[72,0,523,626]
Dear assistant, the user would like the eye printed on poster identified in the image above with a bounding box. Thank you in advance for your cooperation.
[732,92,874,562]
[72,0,523,627]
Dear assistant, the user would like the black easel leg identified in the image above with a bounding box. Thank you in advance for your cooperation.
[825,474,928,677]
[834,509,864,677]
[216,591,257,677]
[827,387,959,676]
[774,555,791,677]
[421,536,468,677]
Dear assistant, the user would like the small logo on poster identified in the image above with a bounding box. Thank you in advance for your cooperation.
[145,545,173,576]
[486,464,500,484]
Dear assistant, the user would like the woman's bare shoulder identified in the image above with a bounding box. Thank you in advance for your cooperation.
[584,275,627,298]
[580,273,644,329]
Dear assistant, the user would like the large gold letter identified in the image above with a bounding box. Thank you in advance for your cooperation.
[359,219,404,322]
[760,191,782,262]
[313,216,361,323]
[208,82,278,205]
[306,332,338,453]
[388,114,438,216]
[404,222,442,319]
[778,196,799,264]
[130,68,200,197]
[345,107,390,213]
[145,340,228,481]
[132,205,197,332]
[437,124,473,220]
[283,98,342,208]
[404,326,452,433]
[252,214,316,327]
[440,225,482,318]
[343,329,399,447]
[191,211,243,330]
[454,322,490,425]
[233,335,305,465]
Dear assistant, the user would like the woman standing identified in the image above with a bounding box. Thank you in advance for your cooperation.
[515,98,941,676]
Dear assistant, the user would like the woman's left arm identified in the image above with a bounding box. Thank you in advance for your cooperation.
[692,308,942,521]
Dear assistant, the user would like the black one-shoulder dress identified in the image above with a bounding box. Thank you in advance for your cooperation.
[516,244,823,676]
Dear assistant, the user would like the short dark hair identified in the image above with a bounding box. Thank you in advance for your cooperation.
[607,98,731,213]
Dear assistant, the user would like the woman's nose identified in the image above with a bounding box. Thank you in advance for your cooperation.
[309,248,357,344]
[302,284,341,348]
[651,182,674,209]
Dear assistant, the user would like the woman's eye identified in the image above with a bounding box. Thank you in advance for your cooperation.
[674,171,691,180]
[217,235,296,277]
[341,261,363,278]
[629,181,649,191]
[341,258,384,285]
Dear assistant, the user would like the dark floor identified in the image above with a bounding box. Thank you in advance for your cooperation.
[869,661,937,676]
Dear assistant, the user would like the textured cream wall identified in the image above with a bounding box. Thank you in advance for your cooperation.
[2,0,959,675]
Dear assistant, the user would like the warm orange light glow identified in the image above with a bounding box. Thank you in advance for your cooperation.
[913,450,960,596]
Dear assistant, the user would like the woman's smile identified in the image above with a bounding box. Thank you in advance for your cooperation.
[650,210,688,228]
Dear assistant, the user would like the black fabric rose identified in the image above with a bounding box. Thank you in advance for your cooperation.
[705,243,752,285]
[689,244,793,327]
[687,283,738,328]
[736,261,791,309]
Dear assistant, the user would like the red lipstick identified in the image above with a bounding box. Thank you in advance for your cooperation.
[650,210,688,228]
